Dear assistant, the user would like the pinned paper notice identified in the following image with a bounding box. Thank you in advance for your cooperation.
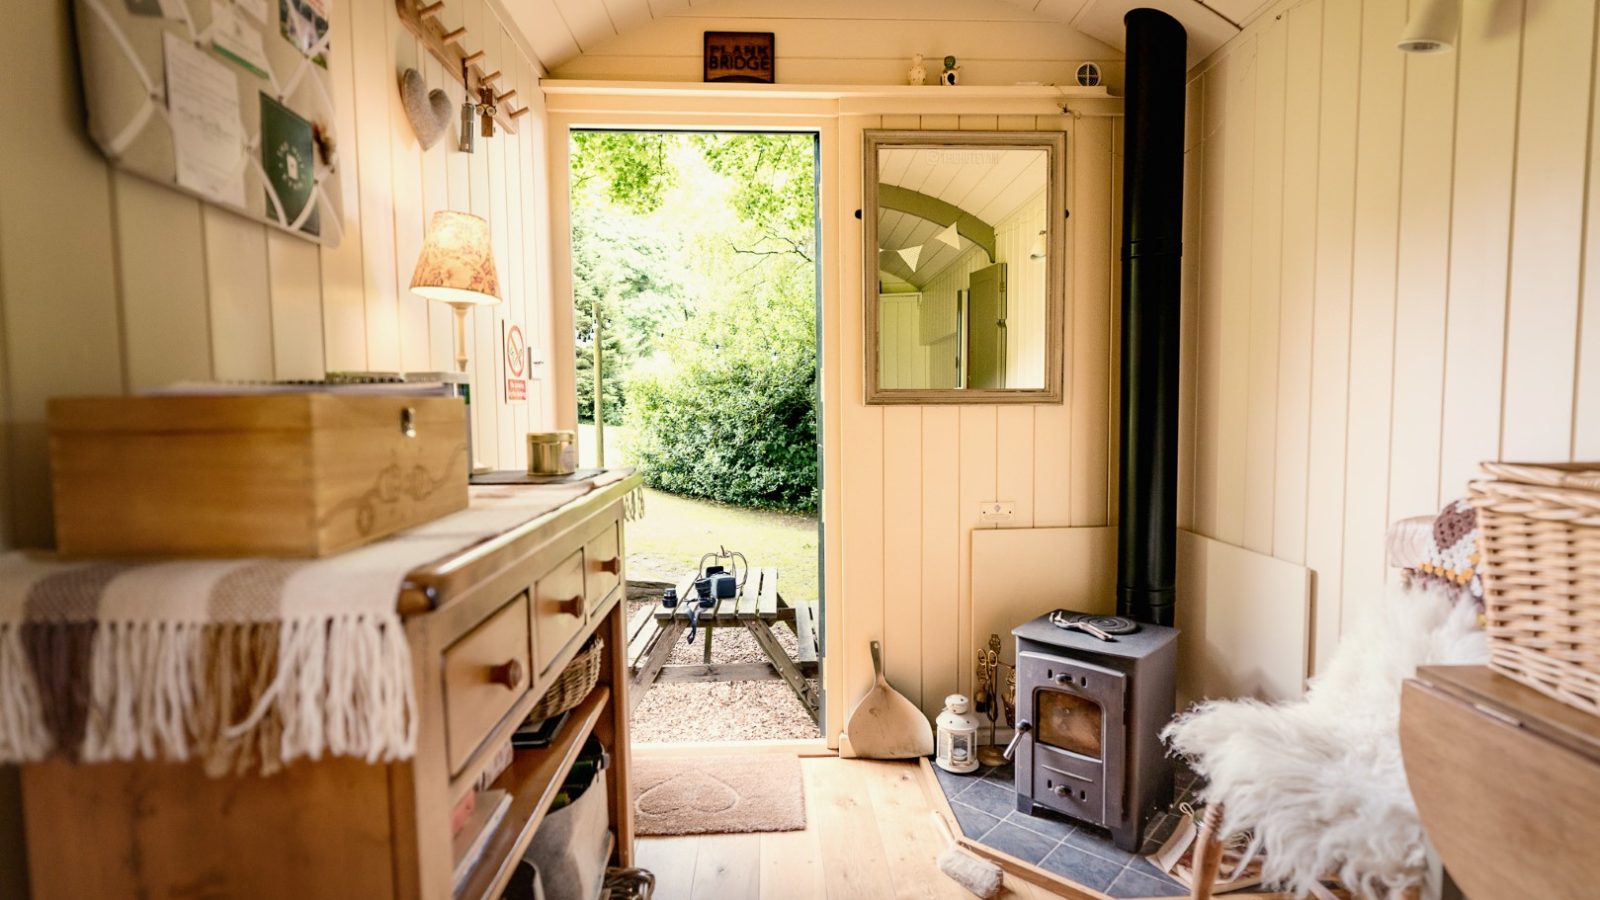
[163,31,246,207]
[211,1,271,79]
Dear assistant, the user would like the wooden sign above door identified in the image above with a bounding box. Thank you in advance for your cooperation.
[703,31,775,84]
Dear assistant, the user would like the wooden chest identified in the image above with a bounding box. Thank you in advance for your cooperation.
[48,393,469,557]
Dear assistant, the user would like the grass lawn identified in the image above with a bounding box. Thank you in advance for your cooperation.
[579,422,820,604]
[627,488,820,605]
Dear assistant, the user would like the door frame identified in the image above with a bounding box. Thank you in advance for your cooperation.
[545,106,841,741]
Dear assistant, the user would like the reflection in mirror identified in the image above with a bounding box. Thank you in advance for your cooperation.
[876,144,1049,392]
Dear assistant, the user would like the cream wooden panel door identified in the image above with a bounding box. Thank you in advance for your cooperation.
[967,263,1008,390]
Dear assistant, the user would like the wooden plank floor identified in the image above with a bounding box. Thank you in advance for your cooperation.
[634,756,1069,899]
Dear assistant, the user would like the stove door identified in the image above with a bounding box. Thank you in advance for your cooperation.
[1016,651,1127,827]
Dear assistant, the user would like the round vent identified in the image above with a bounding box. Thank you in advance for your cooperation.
[1076,62,1102,87]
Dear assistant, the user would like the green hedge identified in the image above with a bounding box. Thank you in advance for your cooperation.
[627,350,818,514]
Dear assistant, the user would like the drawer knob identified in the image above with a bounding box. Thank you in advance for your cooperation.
[1053,785,1070,798]
[598,557,622,575]
[560,594,585,617]
[488,658,524,690]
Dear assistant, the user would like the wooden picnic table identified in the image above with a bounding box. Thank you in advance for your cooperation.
[626,567,819,725]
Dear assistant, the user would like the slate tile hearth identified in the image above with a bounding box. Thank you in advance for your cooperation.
[935,760,1197,897]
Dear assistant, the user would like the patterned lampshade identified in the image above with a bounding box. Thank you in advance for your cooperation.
[410,211,501,306]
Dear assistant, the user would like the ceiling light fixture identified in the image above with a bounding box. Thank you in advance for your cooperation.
[1398,0,1459,53]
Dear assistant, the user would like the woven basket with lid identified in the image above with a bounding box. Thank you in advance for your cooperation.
[1468,461,1600,716]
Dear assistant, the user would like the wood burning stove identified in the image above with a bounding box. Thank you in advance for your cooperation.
[1006,611,1178,851]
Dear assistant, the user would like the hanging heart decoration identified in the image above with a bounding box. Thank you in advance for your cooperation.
[399,68,453,150]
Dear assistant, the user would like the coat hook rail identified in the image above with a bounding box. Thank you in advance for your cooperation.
[393,0,525,132]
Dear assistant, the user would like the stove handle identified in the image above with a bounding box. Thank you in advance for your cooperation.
[1002,720,1032,761]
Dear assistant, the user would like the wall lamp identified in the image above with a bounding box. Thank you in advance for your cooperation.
[1398,0,1459,53]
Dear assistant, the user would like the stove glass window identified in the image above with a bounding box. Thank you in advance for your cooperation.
[1036,689,1103,759]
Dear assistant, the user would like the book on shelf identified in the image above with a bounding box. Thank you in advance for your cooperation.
[476,741,515,793]
[451,788,512,894]
[449,790,477,837]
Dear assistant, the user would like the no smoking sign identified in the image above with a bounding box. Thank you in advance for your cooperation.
[503,321,527,402]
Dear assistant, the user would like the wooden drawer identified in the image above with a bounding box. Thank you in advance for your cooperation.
[585,520,622,615]
[535,549,587,675]
[444,593,532,774]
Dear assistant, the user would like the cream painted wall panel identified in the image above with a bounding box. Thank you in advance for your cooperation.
[320,0,371,371]
[113,174,212,389]
[998,406,1036,529]
[1336,0,1404,635]
[957,404,997,698]
[1580,27,1600,462]
[1298,0,1359,672]
[390,28,432,374]
[920,405,961,719]
[1387,47,1456,523]
[421,56,456,370]
[349,0,403,372]
[203,210,275,382]
[839,113,886,722]
[0,0,125,549]
[554,56,1126,89]
[1437,0,1523,496]
[1069,115,1113,528]
[1211,46,1254,547]
[266,231,327,380]
[1500,0,1596,462]
[971,526,1116,673]
[1242,17,1286,556]
[1191,49,1231,540]
[1269,0,1320,564]
[1175,530,1310,704]
[570,14,1119,68]
[883,405,924,708]
[1177,78,1202,535]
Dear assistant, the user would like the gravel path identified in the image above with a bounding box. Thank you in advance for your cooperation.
[626,595,822,743]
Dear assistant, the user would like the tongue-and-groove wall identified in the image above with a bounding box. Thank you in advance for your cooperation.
[1183,0,1600,673]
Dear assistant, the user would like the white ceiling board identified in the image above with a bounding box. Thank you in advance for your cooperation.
[554,0,622,53]
[602,0,656,33]
[504,0,582,71]
[1068,0,1241,67]
[1201,0,1277,27]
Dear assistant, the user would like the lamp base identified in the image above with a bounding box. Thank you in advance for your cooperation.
[451,303,471,373]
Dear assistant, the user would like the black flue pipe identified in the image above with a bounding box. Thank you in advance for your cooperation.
[1117,9,1186,627]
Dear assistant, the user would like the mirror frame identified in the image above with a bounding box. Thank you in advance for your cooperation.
[863,130,1068,405]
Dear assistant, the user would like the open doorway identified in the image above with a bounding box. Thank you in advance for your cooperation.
[568,129,823,743]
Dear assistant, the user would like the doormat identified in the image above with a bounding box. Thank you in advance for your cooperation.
[632,754,806,836]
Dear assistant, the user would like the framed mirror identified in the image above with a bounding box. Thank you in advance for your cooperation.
[863,130,1066,404]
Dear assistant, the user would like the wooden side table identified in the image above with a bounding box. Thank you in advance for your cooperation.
[1400,665,1600,900]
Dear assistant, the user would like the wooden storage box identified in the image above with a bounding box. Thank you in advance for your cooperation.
[48,393,469,557]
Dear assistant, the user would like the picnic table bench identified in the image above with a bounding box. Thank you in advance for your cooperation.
[626,567,819,725]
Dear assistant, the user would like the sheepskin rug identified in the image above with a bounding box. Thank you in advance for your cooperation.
[1163,586,1486,898]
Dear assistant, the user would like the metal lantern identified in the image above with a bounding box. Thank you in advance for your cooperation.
[936,693,980,774]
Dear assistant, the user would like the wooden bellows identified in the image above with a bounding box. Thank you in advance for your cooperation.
[1469,461,1600,716]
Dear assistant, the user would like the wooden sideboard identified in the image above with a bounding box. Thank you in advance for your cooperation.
[1401,665,1600,900]
[21,474,642,900]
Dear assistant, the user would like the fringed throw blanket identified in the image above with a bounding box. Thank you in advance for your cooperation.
[0,474,631,775]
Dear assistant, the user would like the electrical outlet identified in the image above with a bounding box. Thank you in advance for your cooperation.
[979,501,1015,523]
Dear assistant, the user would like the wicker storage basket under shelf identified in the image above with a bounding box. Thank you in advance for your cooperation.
[529,636,603,723]
[1469,462,1600,716]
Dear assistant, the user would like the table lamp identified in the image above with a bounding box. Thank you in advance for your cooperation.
[410,210,501,372]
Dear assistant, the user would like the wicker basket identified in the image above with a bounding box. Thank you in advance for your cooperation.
[528,635,604,723]
[1468,462,1600,715]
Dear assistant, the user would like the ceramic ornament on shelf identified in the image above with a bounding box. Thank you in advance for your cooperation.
[940,55,961,86]
[400,68,453,149]
[908,53,926,86]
